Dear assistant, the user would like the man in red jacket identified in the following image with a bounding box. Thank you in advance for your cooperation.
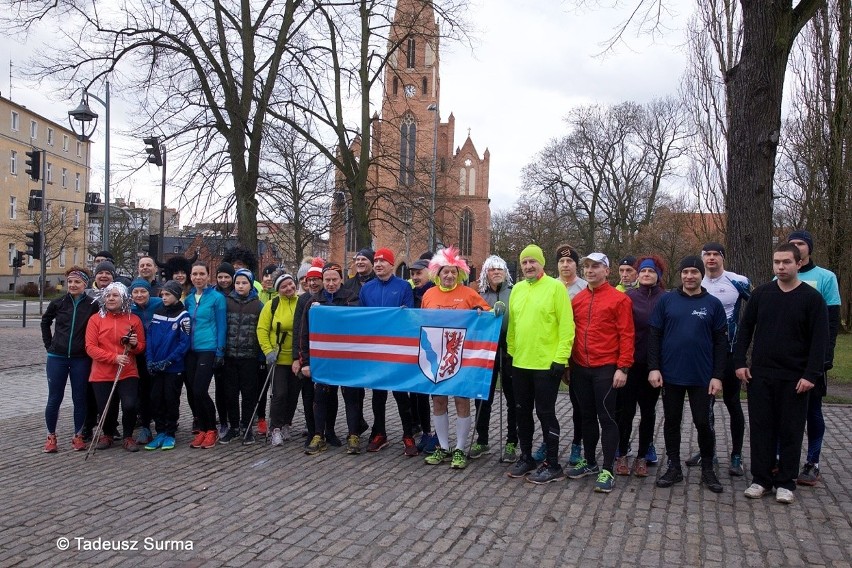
[567,253,635,493]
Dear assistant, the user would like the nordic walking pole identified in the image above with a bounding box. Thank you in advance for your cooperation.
[244,362,276,444]
[498,356,505,463]
[85,344,131,461]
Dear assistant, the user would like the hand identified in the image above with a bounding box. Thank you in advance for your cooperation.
[266,349,279,366]
[550,362,566,380]
[214,356,224,369]
[115,353,131,366]
[648,370,663,388]
[302,365,311,379]
[613,368,627,388]
[735,367,751,384]
[146,362,156,374]
[291,360,301,375]
[561,366,570,386]
[493,301,506,316]
[708,378,722,396]
[795,378,815,394]
[127,332,138,347]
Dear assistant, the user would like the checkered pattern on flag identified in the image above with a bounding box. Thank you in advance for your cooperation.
[309,306,501,399]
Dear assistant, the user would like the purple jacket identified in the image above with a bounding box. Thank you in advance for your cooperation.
[626,283,666,366]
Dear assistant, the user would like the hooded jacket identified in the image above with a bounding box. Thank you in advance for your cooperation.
[225,288,263,359]
[85,310,145,382]
[257,293,299,366]
[626,282,666,366]
[41,292,98,358]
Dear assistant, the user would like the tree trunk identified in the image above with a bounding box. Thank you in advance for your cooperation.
[726,0,824,284]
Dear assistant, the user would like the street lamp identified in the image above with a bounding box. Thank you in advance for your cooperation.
[427,103,439,252]
[143,136,166,259]
[69,81,110,250]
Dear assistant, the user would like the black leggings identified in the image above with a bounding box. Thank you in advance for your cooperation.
[513,366,561,464]
[662,383,714,466]
[475,350,517,445]
[150,371,183,436]
[616,362,659,456]
[270,365,301,430]
[225,357,260,430]
[371,389,414,438]
[572,364,619,471]
[708,352,746,457]
[186,351,216,431]
[311,382,341,436]
[92,377,139,440]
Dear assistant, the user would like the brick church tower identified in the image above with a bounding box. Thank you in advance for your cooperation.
[328,0,491,280]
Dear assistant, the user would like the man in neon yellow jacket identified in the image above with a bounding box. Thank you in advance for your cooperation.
[506,244,575,484]
[257,273,300,446]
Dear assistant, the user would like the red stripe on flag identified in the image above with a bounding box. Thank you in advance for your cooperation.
[464,340,498,351]
[311,349,419,364]
[463,357,496,369]
[310,333,418,347]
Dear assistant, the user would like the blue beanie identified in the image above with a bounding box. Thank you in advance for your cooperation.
[234,268,254,286]
[129,278,151,292]
[788,230,813,254]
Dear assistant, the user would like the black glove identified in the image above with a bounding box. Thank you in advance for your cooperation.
[214,356,224,369]
[550,362,566,379]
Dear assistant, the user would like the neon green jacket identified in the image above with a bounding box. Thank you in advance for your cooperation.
[256,293,298,365]
[507,274,575,370]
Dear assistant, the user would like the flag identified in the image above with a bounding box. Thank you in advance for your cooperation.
[309,306,501,399]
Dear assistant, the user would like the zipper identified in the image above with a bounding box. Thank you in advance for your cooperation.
[584,287,595,364]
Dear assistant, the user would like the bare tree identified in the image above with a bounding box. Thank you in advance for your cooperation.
[0,205,79,269]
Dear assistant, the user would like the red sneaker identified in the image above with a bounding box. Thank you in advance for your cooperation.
[201,430,218,448]
[123,438,140,453]
[190,431,207,448]
[43,434,58,453]
[96,435,113,450]
[367,434,389,452]
[402,436,419,457]
[71,434,86,451]
[257,418,268,436]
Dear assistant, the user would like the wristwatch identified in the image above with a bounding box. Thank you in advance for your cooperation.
[618,366,630,374]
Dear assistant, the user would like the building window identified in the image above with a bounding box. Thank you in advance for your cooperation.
[458,168,466,195]
[10,150,18,175]
[75,172,81,192]
[392,77,398,96]
[422,77,427,95]
[9,196,16,220]
[8,243,15,266]
[47,128,54,146]
[459,209,474,257]
[30,120,38,140]
[73,247,79,265]
[59,246,66,267]
[46,162,53,184]
[61,168,68,188]
[399,114,416,186]
[76,141,82,157]
[74,209,80,229]
[406,38,416,68]
[63,134,69,152]
[45,246,51,268]
[60,206,67,225]
[11,111,19,131]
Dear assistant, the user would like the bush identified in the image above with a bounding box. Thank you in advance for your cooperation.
[17,282,39,297]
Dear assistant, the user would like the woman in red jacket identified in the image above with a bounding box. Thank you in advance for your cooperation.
[86,282,146,452]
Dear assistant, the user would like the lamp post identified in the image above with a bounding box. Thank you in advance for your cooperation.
[69,81,110,250]
[427,103,439,251]
[143,136,166,259]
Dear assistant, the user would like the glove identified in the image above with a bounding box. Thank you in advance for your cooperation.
[266,349,279,366]
[493,301,506,316]
[214,356,224,369]
[550,362,566,379]
[147,361,157,374]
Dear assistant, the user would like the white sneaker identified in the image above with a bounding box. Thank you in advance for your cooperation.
[270,428,283,447]
[775,487,795,504]
[282,424,291,441]
[744,483,768,499]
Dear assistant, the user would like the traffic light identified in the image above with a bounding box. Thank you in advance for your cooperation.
[24,150,42,181]
[84,192,101,214]
[25,231,42,260]
[28,190,43,212]
[12,251,24,268]
[143,136,162,166]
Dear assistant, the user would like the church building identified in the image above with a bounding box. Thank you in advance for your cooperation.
[328,0,491,280]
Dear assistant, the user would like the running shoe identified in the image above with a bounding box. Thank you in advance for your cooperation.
[450,448,468,469]
[567,459,600,479]
[424,447,448,465]
[145,432,167,451]
[527,463,566,484]
[468,442,491,459]
[567,443,583,466]
[502,442,518,463]
[594,470,615,493]
[43,434,58,454]
[367,434,389,452]
[403,436,419,457]
[532,442,547,463]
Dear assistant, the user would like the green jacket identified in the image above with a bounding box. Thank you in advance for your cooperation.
[256,293,298,365]
[507,274,575,370]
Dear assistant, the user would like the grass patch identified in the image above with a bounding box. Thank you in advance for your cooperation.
[828,333,852,384]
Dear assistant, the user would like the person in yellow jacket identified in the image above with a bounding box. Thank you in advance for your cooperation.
[506,244,575,484]
[257,273,300,446]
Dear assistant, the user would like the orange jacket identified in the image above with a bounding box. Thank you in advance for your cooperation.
[570,282,634,369]
[85,311,145,382]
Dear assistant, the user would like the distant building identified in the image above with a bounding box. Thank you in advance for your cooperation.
[0,95,90,291]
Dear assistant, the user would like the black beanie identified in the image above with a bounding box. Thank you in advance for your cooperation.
[702,242,726,257]
[216,262,235,277]
[678,255,706,278]
[162,280,183,300]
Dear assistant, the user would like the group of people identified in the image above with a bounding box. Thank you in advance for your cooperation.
[40,231,838,504]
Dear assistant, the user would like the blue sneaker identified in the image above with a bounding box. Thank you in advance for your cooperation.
[594,470,615,493]
[645,443,659,465]
[532,442,547,463]
[161,435,176,450]
[567,443,583,466]
[145,432,166,451]
[420,433,438,454]
[567,458,600,479]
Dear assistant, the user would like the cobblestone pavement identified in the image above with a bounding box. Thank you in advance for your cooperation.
[2,327,851,567]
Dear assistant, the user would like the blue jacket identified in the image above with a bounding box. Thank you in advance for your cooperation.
[131,297,164,333]
[146,301,192,373]
[184,286,227,356]
[359,274,414,308]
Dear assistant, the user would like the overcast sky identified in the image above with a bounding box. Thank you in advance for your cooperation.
[1,0,693,220]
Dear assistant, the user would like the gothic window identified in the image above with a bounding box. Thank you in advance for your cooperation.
[399,114,416,186]
[464,158,475,195]
[422,77,427,95]
[406,38,416,68]
[392,77,398,96]
[458,168,466,195]
[459,209,474,256]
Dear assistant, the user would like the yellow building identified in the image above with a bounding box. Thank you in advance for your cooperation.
[0,95,90,292]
